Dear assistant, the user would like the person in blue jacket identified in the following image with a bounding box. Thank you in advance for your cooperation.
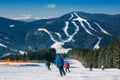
[55,54,66,77]
[45,60,51,70]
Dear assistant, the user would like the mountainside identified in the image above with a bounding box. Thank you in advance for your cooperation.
[0,12,120,56]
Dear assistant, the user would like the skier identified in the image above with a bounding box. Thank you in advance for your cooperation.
[101,65,104,70]
[55,54,66,77]
[45,60,51,70]
[64,61,70,73]
[89,63,93,71]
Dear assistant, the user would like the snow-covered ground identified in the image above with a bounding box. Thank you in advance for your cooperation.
[0,59,120,80]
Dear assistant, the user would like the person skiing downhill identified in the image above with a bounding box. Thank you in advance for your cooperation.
[64,61,70,73]
[55,54,66,77]
[45,60,51,70]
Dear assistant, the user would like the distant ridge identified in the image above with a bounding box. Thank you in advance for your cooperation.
[0,11,120,56]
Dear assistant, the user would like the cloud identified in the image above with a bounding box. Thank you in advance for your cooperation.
[11,14,32,20]
[46,4,56,9]
[10,15,56,20]
[35,16,55,20]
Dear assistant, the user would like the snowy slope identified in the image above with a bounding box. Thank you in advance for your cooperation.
[0,59,120,80]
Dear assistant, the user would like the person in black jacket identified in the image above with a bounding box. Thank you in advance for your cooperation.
[89,63,93,71]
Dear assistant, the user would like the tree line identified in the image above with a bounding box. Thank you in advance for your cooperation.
[1,38,120,69]
[1,48,56,62]
[67,38,120,69]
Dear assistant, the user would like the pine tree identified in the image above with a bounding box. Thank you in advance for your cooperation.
[116,51,120,69]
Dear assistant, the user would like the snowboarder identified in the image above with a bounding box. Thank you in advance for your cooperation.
[64,61,70,73]
[55,54,66,77]
[45,60,51,70]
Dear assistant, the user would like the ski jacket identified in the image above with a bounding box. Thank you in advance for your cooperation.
[65,62,70,68]
[56,55,64,67]
[46,61,50,66]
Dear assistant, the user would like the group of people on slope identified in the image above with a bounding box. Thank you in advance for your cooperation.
[56,54,70,76]
[89,63,105,71]
[46,54,105,77]
[45,54,70,77]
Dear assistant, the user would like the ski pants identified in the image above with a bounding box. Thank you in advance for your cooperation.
[58,66,66,76]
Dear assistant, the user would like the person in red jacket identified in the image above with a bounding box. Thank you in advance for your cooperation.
[64,61,70,73]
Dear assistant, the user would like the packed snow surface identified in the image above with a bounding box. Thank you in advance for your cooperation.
[0,58,120,80]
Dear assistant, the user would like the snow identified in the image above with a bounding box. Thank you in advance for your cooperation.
[73,12,93,35]
[63,21,79,42]
[4,36,9,40]
[0,34,9,40]
[1,53,11,58]
[51,42,71,53]
[0,43,7,48]
[9,25,15,28]
[55,32,62,39]
[37,13,112,53]
[37,13,82,54]
[72,12,105,49]
[93,37,102,49]
[63,21,70,37]
[73,12,96,31]
[9,48,18,52]
[28,46,32,50]
[94,22,111,36]
[37,17,81,53]
[19,50,26,55]
[0,58,120,80]
[85,21,96,31]
[0,39,10,44]
[38,28,56,42]
[50,20,80,53]
[69,14,74,20]
[38,28,71,53]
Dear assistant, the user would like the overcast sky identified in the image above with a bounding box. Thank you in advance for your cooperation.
[0,0,120,19]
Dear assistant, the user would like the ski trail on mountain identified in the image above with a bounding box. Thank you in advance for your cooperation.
[86,21,96,31]
[62,20,79,42]
[0,43,7,48]
[37,14,81,53]
[63,21,70,37]
[74,12,96,31]
[0,34,9,47]
[38,28,69,53]
[55,32,62,39]
[69,14,74,20]
[38,28,56,42]
[93,37,102,49]
[94,22,111,36]
[38,13,107,53]
[38,28,71,53]
[73,12,103,49]
[73,12,93,35]
[9,25,15,28]
[71,21,79,36]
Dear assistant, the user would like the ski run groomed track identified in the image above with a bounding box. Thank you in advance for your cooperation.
[0,58,120,80]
